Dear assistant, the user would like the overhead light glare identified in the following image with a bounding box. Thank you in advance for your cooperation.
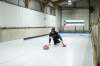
[68,0,72,3]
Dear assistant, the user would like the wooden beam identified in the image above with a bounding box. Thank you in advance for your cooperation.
[52,0,65,4]
[52,0,65,6]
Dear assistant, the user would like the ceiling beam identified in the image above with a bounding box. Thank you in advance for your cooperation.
[62,7,89,10]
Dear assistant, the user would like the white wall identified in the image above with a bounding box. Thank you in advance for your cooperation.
[45,14,57,27]
[0,2,44,27]
[0,1,57,27]
[0,1,57,42]
[0,15,2,26]
[0,28,51,42]
[62,9,89,32]
[56,7,61,32]
[0,6,2,26]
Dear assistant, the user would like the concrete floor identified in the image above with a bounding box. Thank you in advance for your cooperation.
[0,33,93,66]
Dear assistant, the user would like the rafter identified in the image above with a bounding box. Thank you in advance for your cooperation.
[52,0,66,6]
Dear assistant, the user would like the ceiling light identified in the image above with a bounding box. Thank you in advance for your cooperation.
[68,0,72,3]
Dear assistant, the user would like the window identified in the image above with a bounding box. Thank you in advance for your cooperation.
[64,20,85,26]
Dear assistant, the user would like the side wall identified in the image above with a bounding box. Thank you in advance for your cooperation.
[0,1,58,42]
[91,0,100,66]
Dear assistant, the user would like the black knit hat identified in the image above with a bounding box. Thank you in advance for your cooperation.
[51,27,55,31]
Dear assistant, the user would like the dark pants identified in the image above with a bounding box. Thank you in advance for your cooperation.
[53,39,60,45]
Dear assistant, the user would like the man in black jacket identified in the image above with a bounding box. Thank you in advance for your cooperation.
[49,27,65,47]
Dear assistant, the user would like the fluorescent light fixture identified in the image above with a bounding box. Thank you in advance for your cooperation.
[65,20,85,22]
[68,0,72,3]
[68,0,72,5]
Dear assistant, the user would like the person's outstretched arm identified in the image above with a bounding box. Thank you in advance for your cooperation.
[59,34,63,41]
[57,33,65,46]
[49,33,51,46]
[49,36,51,44]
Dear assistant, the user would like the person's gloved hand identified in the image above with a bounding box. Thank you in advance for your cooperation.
[60,40,63,43]
[60,40,66,47]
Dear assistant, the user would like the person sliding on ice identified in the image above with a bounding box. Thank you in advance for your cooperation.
[49,27,66,47]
